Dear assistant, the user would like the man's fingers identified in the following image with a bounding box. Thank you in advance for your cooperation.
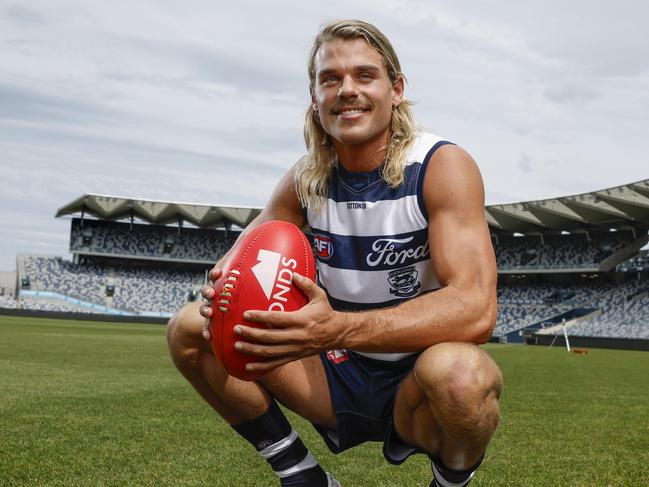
[201,321,211,341]
[208,267,222,282]
[234,340,301,358]
[243,310,295,328]
[234,325,299,344]
[201,285,215,300]
[199,304,212,318]
[292,272,320,300]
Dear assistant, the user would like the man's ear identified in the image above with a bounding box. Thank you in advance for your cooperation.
[392,74,405,107]
[310,87,318,111]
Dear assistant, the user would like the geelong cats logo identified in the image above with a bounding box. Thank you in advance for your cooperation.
[388,266,421,297]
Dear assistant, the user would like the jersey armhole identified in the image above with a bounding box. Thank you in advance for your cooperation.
[416,141,456,221]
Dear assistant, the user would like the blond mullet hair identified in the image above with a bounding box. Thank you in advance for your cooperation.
[295,19,418,211]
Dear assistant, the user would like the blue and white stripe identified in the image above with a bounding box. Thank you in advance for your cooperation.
[307,132,452,361]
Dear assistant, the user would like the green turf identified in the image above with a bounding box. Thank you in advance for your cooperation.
[1,315,648,486]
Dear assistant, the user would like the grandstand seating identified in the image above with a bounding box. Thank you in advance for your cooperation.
[494,232,634,270]
[69,218,236,263]
[557,280,649,339]
[110,267,203,313]
[617,249,649,272]
[495,304,572,336]
[493,280,614,336]
[18,298,97,314]
[69,219,637,271]
[497,281,611,306]
[10,219,648,343]
[0,294,17,309]
[22,256,204,314]
[16,251,649,340]
[25,257,107,304]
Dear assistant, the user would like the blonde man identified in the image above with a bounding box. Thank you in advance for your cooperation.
[168,20,502,487]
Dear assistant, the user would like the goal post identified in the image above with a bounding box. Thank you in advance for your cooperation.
[561,322,571,352]
[548,318,571,352]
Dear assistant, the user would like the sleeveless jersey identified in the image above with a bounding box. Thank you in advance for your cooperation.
[306,132,453,361]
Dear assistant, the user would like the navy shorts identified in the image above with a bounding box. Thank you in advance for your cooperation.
[313,350,424,464]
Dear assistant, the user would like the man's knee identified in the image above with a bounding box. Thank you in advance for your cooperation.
[167,302,208,370]
[414,343,502,424]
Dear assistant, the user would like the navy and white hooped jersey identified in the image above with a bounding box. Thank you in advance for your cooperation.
[306,132,454,362]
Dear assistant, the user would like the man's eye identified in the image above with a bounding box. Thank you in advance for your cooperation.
[322,75,339,85]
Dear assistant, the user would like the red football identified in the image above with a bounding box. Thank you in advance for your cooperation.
[209,220,316,381]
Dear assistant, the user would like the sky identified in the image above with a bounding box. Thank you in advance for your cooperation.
[1,0,648,271]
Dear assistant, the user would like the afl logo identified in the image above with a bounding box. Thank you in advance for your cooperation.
[313,234,334,260]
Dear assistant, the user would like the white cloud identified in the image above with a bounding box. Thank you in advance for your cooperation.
[0,0,648,270]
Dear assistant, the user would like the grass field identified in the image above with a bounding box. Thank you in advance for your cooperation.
[1,315,648,486]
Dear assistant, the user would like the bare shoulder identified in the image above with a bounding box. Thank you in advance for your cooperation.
[423,144,485,214]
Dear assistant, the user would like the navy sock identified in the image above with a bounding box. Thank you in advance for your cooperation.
[232,402,328,487]
[429,454,483,487]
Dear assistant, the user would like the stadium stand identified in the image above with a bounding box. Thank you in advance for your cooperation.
[18,297,97,314]
[546,280,649,339]
[24,256,107,304]
[20,255,204,316]
[69,218,236,263]
[4,179,649,349]
[617,249,649,272]
[493,279,616,336]
[0,294,18,309]
[494,232,636,271]
[497,281,612,306]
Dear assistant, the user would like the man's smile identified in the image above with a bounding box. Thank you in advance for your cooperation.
[332,105,372,120]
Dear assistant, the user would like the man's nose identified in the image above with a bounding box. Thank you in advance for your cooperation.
[338,75,359,97]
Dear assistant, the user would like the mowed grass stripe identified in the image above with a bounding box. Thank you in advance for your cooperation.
[1,316,648,486]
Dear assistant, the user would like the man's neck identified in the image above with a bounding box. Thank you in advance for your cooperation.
[333,132,390,173]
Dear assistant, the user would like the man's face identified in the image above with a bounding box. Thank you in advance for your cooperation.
[311,38,403,148]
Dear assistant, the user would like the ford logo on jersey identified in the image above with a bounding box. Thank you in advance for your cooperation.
[313,234,334,260]
[366,237,430,267]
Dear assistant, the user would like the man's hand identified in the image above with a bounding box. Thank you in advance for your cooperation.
[233,273,344,374]
[198,266,222,340]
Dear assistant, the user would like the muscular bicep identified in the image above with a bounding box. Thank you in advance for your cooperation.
[424,146,497,330]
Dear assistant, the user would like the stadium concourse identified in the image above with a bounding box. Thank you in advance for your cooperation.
[2,179,649,350]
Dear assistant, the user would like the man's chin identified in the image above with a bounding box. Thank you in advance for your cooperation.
[332,129,388,147]
[330,129,374,146]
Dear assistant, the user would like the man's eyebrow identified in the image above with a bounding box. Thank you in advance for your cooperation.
[354,65,381,73]
[317,65,382,77]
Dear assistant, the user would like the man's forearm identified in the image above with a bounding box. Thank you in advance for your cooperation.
[337,285,495,352]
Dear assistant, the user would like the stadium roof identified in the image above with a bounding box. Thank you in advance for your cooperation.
[486,178,649,234]
[56,178,649,234]
[55,194,261,229]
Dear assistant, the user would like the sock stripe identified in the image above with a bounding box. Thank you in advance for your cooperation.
[275,452,318,478]
[258,429,299,459]
[432,462,475,487]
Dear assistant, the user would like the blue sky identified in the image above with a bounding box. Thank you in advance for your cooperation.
[1,0,648,270]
